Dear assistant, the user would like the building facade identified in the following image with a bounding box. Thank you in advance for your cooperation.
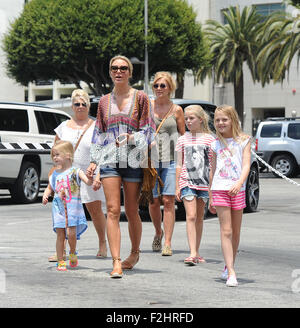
[186,0,300,135]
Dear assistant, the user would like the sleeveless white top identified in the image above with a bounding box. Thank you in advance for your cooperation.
[55,120,105,203]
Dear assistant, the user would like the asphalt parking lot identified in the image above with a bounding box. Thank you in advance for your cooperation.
[0,173,300,313]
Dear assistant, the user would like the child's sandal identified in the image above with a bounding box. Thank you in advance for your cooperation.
[69,252,78,268]
[56,260,67,271]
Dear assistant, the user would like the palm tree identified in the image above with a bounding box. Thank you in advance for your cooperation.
[197,6,264,127]
[256,10,300,86]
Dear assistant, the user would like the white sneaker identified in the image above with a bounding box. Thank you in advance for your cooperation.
[226,275,238,287]
[221,266,228,280]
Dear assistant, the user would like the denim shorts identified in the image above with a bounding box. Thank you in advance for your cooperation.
[100,163,143,182]
[180,186,209,202]
[152,161,176,198]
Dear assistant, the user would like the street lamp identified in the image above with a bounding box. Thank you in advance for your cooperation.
[130,1,149,94]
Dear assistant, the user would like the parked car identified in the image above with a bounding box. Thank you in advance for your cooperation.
[0,102,71,203]
[89,97,259,219]
[255,117,300,177]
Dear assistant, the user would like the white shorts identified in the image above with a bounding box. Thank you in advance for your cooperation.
[80,183,105,204]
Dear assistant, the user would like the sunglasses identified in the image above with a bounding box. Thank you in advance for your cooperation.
[74,102,87,107]
[153,83,167,89]
[110,65,129,73]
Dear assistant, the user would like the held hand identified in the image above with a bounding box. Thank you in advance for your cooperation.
[92,179,102,191]
[86,163,97,179]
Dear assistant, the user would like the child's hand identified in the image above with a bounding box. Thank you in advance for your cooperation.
[228,182,242,197]
[42,194,48,205]
[208,196,216,214]
[175,188,181,202]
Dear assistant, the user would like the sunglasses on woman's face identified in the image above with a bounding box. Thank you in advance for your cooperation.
[153,83,167,89]
[110,65,129,73]
[74,102,87,107]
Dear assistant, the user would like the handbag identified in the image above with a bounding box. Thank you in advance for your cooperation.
[139,104,174,206]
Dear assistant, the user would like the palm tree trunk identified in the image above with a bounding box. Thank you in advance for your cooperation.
[175,72,184,98]
[233,71,244,129]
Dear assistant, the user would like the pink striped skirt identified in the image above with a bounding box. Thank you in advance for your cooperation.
[211,190,246,210]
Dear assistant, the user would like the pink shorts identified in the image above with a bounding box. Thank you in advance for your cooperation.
[211,190,246,210]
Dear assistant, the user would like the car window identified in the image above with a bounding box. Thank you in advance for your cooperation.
[35,110,69,135]
[0,108,29,132]
[260,124,282,137]
[287,123,300,140]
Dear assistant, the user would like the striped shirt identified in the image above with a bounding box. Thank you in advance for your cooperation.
[175,132,215,191]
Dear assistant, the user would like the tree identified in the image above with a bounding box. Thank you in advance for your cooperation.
[290,0,300,8]
[197,6,264,127]
[256,10,300,85]
[3,0,209,96]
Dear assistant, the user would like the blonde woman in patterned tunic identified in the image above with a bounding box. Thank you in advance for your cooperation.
[87,55,155,278]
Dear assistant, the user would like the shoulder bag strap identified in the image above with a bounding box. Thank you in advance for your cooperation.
[74,119,93,151]
[155,103,174,136]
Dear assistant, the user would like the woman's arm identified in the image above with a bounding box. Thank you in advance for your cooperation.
[175,105,185,136]
[175,150,183,202]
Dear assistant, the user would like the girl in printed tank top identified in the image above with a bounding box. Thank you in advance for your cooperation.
[209,105,251,287]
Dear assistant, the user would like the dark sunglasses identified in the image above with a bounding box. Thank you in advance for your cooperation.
[74,102,87,107]
[153,83,167,89]
[110,65,129,73]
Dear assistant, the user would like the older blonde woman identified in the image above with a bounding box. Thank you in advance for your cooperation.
[49,89,107,260]
[149,72,185,256]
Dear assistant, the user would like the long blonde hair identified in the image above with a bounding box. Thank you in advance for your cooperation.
[214,104,248,146]
[185,105,212,134]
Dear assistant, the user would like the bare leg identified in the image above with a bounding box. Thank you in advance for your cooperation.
[102,177,122,274]
[162,195,175,248]
[56,228,66,262]
[85,200,107,257]
[122,180,142,269]
[149,198,163,237]
[216,206,243,277]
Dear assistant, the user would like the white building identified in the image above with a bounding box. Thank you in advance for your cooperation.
[186,0,300,135]
[0,0,24,102]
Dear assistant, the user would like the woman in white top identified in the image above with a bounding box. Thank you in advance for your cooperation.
[51,89,107,259]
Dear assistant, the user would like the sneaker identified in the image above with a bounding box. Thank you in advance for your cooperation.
[161,245,172,256]
[221,266,228,280]
[226,275,238,287]
[69,252,78,268]
[56,260,67,271]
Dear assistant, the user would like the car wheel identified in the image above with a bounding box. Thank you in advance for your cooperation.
[10,161,40,204]
[271,154,296,178]
[244,165,259,213]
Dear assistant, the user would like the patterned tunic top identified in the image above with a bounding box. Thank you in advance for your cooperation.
[90,89,155,168]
